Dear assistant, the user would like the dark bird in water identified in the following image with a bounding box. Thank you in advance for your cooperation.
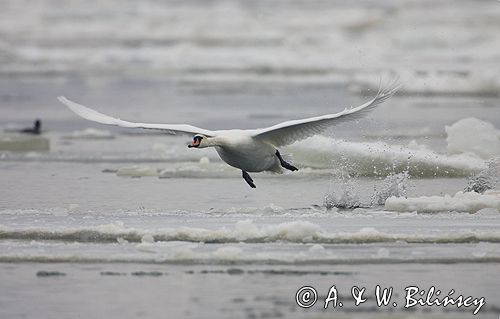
[21,119,42,135]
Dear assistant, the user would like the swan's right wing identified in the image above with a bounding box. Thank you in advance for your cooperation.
[58,96,215,136]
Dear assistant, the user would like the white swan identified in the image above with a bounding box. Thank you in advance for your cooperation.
[58,80,400,188]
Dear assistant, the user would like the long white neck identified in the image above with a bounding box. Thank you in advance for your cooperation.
[201,136,222,148]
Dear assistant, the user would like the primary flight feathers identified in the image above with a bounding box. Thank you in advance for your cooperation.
[57,96,215,136]
[58,79,400,147]
[251,80,401,146]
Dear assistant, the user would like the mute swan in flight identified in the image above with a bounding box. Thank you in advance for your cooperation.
[58,80,400,188]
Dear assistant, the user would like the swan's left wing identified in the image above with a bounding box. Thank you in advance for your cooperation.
[251,80,401,147]
[58,96,215,136]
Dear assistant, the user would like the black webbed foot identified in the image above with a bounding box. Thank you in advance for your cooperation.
[242,170,256,188]
[275,150,298,171]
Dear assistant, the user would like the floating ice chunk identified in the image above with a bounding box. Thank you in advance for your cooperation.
[116,165,158,177]
[234,219,261,240]
[158,162,237,178]
[0,134,49,151]
[308,244,327,256]
[63,128,115,140]
[212,246,243,259]
[269,221,321,242]
[3,218,500,246]
[262,204,284,214]
[171,246,197,259]
[446,118,500,160]
[358,227,381,236]
[385,190,500,213]
[141,234,155,243]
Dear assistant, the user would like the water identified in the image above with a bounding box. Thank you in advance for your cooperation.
[1,0,500,318]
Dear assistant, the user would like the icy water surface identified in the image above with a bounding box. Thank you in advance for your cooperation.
[1,76,499,319]
[1,0,500,318]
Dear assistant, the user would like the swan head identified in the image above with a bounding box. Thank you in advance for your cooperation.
[188,134,207,148]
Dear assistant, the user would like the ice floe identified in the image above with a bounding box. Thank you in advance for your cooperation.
[385,190,500,213]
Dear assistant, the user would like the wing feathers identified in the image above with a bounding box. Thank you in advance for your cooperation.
[252,79,401,147]
[59,78,399,143]
[58,96,214,136]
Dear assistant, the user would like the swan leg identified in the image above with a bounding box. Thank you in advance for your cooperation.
[242,170,256,188]
[275,150,298,171]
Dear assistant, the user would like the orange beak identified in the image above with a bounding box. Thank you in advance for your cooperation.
[188,139,200,148]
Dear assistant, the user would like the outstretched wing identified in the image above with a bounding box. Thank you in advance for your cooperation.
[251,79,401,147]
[58,96,215,136]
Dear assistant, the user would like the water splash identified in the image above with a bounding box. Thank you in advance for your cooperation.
[324,154,361,209]
[371,171,410,205]
[464,158,500,193]
[324,167,410,209]
[324,179,361,209]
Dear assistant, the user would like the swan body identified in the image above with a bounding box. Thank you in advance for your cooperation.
[58,80,400,188]
[214,133,281,173]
